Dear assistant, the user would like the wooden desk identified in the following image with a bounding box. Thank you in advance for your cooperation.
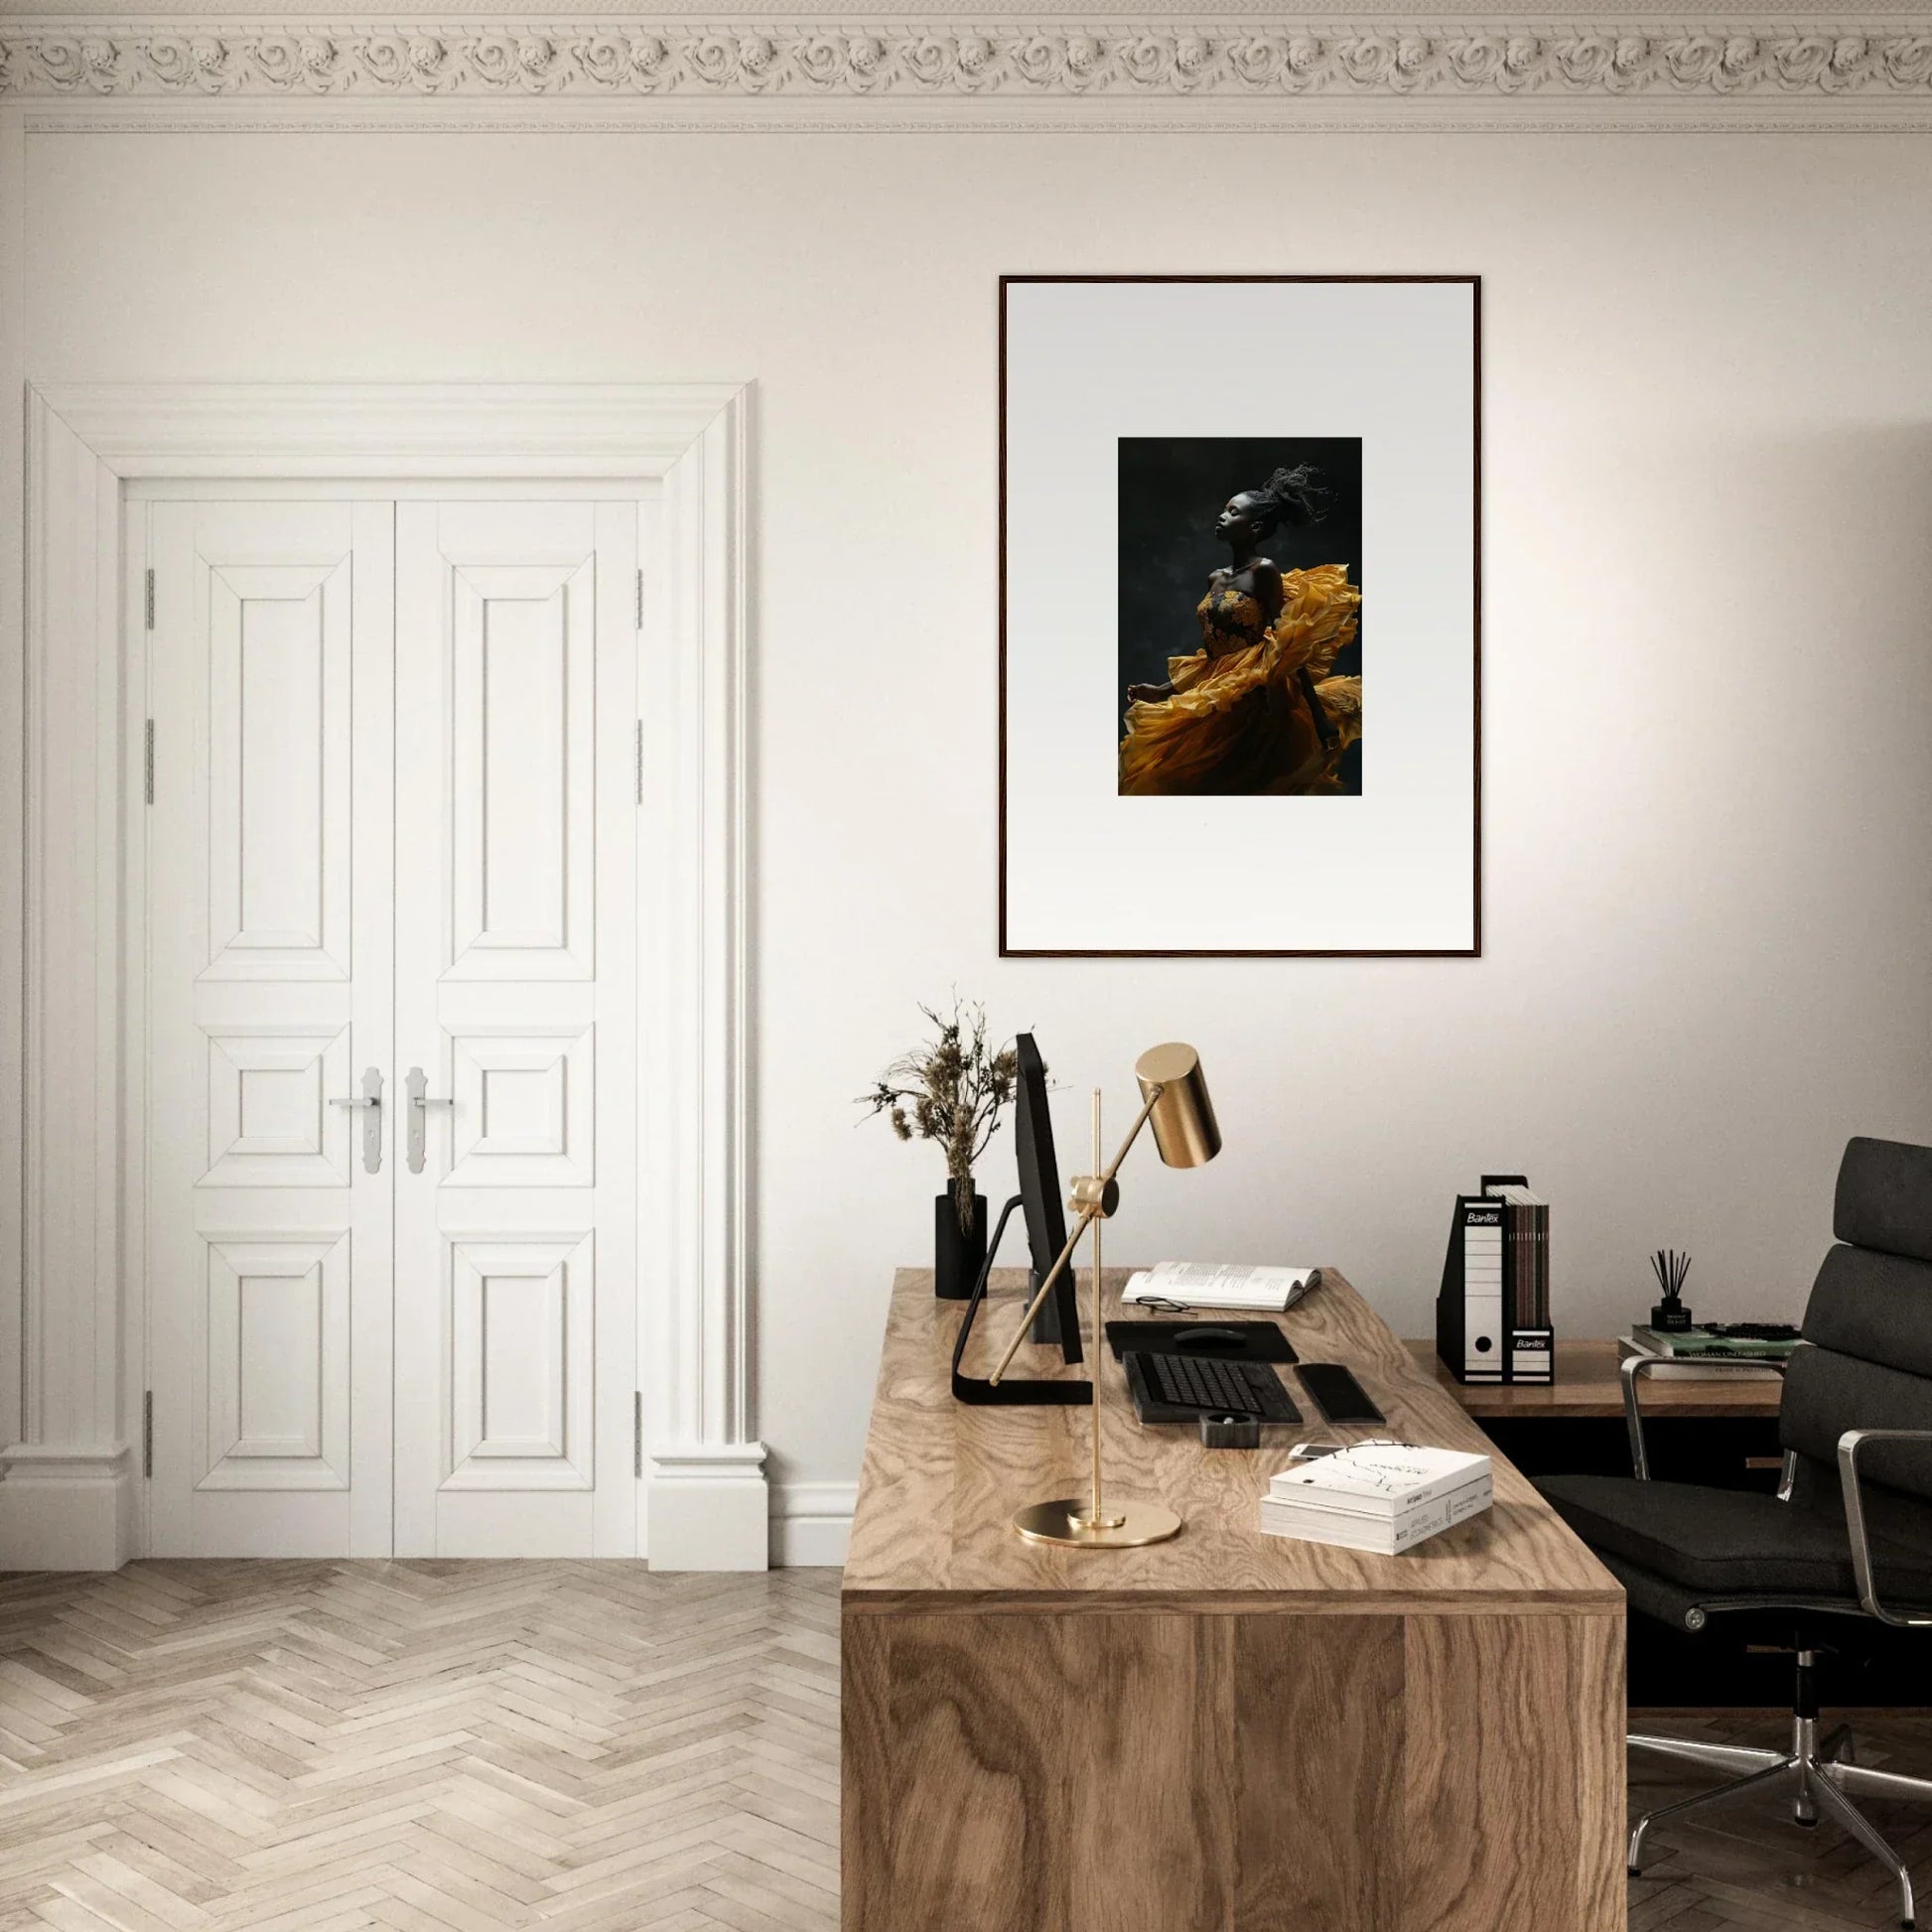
[844,1269,1626,1932]
[1408,1337,1784,1420]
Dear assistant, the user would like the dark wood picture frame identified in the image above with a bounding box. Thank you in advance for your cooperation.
[997,273,1482,959]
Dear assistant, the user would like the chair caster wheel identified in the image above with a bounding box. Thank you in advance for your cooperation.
[1795,1816,1818,1830]
[1627,1868,1640,1878]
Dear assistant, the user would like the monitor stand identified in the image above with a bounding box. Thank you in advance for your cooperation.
[950,1196,1091,1407]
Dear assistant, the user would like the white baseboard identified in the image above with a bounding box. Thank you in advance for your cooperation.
[645,1442,770,1571]
[0,1445,136,1571]
[770,1480,855,1569]
[0,1443,854,1573]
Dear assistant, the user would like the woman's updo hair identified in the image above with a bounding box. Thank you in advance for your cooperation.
[1248,464,1331,534]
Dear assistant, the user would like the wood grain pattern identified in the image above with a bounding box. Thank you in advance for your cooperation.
[886,1615,1074,1930]
[844,1269,1622,1613]
[1070,1614,1232,1932]
[842,1607,1624,1931]
[1233,1614,1404,1932]
[1403,1613,1626,1932]
[1409,1338,1784,1420]
[838,1607,890,1932]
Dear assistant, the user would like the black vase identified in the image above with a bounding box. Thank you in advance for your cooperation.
[934,1183,989,1301]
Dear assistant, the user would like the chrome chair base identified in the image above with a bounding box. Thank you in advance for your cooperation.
[1629,1704,1932,1929]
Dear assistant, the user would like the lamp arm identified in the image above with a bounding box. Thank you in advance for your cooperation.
[1096,1086,1165,1189]
[986,1204,1098,1389]
[987,1085,1165,1387]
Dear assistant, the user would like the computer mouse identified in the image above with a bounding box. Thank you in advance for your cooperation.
[1173,1326,1247,1351]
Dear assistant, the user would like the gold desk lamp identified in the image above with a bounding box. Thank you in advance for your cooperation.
[987,1041,1221,1549]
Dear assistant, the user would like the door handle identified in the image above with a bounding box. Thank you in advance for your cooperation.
[405,1066,454,1175]
[330,1066,384,1174]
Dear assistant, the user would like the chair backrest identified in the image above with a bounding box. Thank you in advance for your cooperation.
[1780,1137,1932,1510]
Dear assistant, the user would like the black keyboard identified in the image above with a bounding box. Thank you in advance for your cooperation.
[1126,1351,1302,1423]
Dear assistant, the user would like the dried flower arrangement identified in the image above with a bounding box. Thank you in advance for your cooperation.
[861,998,1021,1233]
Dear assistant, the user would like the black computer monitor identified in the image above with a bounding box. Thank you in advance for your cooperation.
[1014,1034,1083,1364]
[948,1033,1090,1405]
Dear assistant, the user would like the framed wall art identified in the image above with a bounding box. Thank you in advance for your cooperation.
[999,274,1480,957]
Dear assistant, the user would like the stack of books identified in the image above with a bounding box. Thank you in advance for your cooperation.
[1258,1444,1493,1555]
[1617,1324,1798,1381]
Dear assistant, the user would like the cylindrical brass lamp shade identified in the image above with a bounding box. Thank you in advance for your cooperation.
[1133,1042,1221,1169]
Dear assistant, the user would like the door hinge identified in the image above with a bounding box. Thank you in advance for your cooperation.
[144,568,155,631]
[635,567,644,630]
[142,1391,154,1478]
[634,720,644,805]
[144,720,155,805]
[633,1392,643,1479]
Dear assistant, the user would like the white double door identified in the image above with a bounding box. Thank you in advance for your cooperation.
[146,495,640,1557]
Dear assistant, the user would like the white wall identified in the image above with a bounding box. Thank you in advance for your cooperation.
[19,127,1932,1529]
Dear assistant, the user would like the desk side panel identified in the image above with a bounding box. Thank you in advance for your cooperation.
[840,1610,891,1932]
[1235,1613,1406,1931]
[841,1605,1620,1932]
[1403,1611,1627,1932]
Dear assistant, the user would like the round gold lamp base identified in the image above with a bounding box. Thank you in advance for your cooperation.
[1012,1498,1183,1549]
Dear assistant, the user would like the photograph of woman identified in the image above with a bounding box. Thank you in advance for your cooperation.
[1117,440,1363,797]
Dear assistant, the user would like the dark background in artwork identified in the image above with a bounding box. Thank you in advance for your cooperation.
[1118,436,1363,796]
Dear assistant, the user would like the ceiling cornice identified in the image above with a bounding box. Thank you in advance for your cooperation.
[4,15,1930,126]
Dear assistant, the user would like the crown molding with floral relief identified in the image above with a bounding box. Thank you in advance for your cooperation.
[4,15,1931,126]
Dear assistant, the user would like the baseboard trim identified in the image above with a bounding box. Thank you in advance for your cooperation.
[771,1481,856,1568]
[645,1442,769,1571]
[0,1444,136,1571]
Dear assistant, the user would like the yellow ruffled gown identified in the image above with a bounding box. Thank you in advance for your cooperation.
[1118,564,1363,797]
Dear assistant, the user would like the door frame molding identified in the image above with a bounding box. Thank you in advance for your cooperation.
[3,381,764,1572]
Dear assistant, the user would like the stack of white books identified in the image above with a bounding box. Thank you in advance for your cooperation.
[1259,1444,1493,1556]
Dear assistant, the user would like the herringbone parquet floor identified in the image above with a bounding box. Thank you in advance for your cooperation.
[2,1562,1929,1930]
[0,1563,840,1932]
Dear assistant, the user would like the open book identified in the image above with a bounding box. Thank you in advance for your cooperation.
[1121,1261,1317,1313]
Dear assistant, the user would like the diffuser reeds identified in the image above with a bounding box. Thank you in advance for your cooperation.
[1650,1248,1692,1307]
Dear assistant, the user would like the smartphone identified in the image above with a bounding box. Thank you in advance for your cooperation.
[1298,1363,1385,1426]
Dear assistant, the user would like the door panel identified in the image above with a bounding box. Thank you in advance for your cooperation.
[447,1232,594,1487]
[147,501,395,1556]
[446,1026,596,1187]
[203,565,352,979]
[201,1233,350,1489]
[393,502,637,1557]
[449,562,596,979]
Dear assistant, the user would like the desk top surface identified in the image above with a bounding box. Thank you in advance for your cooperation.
[843,1268,1622,1615]
[1409,1338,1785,1420]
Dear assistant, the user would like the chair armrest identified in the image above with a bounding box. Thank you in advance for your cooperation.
[1621,1351,1790,1482]
[1837,1429,1932,1627]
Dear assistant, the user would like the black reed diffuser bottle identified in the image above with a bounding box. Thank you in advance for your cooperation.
[1650,1249,1694,1332]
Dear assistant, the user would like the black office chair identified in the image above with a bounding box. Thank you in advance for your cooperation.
[1538,1136,1932,1930]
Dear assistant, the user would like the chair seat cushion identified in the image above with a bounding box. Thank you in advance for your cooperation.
[1536,1473,1932,1601]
